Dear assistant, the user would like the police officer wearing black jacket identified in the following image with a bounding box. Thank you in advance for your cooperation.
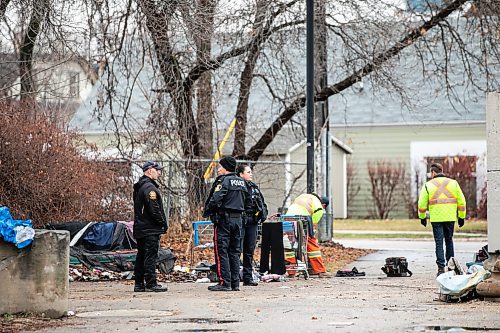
[133,161,168,292]
[203,156,249,291]
[237,164,268,287]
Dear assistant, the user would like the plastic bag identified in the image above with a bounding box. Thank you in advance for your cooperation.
[436,265,490,296]
[0,206,34,248]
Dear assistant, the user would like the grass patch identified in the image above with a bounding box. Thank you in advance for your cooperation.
[334,219,487,233]
[334,233,486,239]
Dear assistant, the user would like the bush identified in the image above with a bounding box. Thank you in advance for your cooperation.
[0,101,131,226]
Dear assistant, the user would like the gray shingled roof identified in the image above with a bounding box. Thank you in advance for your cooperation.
[69,19,493,136]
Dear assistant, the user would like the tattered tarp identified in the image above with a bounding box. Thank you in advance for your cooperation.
[0,206,34,249]
[47,221,176,273]
[70,247,177,273]
[47,221,136,251]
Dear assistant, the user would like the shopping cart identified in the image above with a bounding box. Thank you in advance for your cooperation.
[281,215,310,279]
[189,220,214,266]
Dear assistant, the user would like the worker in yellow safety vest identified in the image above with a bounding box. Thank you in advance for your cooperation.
[284,193,331,277]
[418,162,466,276]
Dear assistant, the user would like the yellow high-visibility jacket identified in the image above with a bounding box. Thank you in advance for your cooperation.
[417,175,466,222]
[286,194,324,225]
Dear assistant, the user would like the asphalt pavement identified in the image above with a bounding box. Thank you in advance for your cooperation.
[45,238,499,333]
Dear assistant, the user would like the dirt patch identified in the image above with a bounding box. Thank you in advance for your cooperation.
[0,313,79,333]
[162,231,374,273]
[320,241,375,272]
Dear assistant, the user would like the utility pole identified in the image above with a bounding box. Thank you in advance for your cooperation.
[477,92,500,299]
[306,0,315,194]
[314,0,332,241]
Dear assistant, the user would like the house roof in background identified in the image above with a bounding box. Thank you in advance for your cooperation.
[69,17,492,145]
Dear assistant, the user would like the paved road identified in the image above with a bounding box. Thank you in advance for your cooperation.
[335,230,486,237]
[46,239,499,333]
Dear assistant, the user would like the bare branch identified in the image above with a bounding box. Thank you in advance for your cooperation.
[246,0,469,161]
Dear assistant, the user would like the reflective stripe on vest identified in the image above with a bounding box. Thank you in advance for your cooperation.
[307,250,322,258]
[429,178,456,206]
[285,251,295,260]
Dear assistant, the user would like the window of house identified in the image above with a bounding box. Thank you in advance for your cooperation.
[407,0,444,12]
[69,72,79,98]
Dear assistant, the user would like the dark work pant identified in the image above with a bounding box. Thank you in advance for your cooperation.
[431,222,455,268]
[241,221,258,283]
[213,213,242,289]
[259,222,285,275]
[134,234,160,287]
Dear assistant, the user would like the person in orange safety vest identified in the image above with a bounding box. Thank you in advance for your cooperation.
[284,193,331,277]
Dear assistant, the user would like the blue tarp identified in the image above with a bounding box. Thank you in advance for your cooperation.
[0,206,35,248]
[82,222,116,251]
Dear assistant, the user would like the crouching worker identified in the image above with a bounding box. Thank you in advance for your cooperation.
[203,156,250,291]
[284,193,331,277]
[133,161,168,292]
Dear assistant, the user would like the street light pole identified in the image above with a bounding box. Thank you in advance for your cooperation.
[306,0,315,194]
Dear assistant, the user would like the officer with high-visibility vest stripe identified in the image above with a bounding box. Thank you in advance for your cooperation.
[418,163,466,276]
[284,193,331,277]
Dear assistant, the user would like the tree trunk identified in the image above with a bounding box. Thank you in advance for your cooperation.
[19,0,50,104]
[232,0,269,158]
[194,0,216,160]
[0,0,10,21]
[139,0,200,158]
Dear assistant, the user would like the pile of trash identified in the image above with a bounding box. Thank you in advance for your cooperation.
[69,266,128,282]
[69,264,202,283]
[436,256,490,303]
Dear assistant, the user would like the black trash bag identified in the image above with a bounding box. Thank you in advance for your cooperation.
[157,248,177,274]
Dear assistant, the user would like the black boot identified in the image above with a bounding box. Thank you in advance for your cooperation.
[243,281,258,286]
[145,284,168,292]
[134,284,146,292]
[208,285,231,291]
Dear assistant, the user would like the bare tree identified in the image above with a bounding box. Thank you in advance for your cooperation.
[247,0,497,160]
[232,0,271,157]
[1,0,498,223]
[367,160,405,219]
[19,0,50,102]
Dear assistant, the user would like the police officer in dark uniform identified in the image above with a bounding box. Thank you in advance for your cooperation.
[133,160,168,292]
[203,156,249,291]
[237,164,268,286]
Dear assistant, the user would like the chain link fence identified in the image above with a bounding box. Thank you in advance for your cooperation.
[124,158,332,239]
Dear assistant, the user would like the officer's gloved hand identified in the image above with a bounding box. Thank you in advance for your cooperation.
[458,218,465,228]
[420,218,427,227]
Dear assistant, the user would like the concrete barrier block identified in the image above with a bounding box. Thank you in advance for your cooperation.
[0,229,69,318]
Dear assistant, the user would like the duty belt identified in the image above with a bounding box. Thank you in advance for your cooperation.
[223,212,243,218]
